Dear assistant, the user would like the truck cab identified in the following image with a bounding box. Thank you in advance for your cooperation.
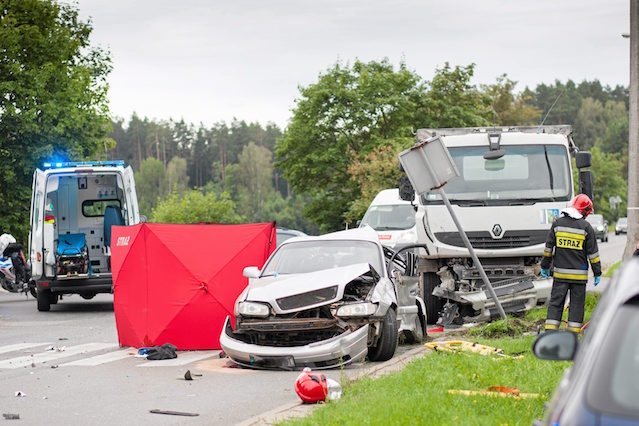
[29,161,141,311]
[400,126,593,325]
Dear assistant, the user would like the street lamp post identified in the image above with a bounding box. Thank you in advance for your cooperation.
[625,0,639,259]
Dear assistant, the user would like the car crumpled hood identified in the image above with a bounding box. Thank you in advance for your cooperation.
[244,263,379,314]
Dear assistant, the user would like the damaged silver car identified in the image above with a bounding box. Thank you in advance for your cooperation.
[219,226,426,369]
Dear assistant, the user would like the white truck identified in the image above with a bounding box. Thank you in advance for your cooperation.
[29,161,141,311]
[398,126,593,325]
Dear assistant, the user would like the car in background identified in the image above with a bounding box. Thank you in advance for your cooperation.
[615,217,628,235]
[586,214,608,242]
[531,258,639,425]
[275,228,307,247]
[359,188,417,250]
[220,226,426,369]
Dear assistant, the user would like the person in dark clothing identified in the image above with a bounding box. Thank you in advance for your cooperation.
[541,194,601,333]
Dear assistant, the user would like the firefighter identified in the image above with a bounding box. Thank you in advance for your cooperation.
[541,194,601,333]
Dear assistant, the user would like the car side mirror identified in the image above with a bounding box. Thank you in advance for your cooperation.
[532,330,578,361]
[243,266,260,278]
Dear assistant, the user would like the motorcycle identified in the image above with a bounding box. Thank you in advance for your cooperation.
[0,234,36,298]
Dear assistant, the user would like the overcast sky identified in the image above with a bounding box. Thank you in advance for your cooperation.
[75,0,629,129]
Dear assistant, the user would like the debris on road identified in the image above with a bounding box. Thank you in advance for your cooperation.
[145,343,177,360]
[149,409,199,417]
[14,391,26,397]
[2,413,20,420]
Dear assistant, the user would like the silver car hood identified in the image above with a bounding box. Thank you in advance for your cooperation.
[244,263,379,314]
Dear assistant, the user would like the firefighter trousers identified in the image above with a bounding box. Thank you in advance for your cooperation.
[545,281,586,333]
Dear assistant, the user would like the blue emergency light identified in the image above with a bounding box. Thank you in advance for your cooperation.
[42,160,126,169]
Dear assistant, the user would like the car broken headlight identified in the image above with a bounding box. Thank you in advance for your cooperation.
[237,301,270,318]
[336,302,377,317]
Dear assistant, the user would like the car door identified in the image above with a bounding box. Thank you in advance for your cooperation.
[29,169,46,280]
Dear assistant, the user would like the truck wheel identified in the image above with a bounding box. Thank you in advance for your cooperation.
[367,308,398,362]
[424,272,445,324]
[37,289,51,312]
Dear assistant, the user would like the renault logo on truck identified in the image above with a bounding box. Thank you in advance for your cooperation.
[491,224,503,238]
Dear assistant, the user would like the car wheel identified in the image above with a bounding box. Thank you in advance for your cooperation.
[28,280,37,298]
[368,308,398,362]
[424,272,444,324]
[37,289,51,312]
[80,293,96,300]
[403,310,425,344]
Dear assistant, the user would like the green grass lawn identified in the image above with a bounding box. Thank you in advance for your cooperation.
[282,294,601,426]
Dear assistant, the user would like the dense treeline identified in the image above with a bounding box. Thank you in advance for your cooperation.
[107,64,629,233]
[0,0,630,243]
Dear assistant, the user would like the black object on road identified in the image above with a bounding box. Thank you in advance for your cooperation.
[149,409,199,417]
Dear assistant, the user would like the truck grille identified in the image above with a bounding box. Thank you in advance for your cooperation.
[434,230,548,249]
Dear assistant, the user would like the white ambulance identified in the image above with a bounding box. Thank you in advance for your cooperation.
[29,161,141,311]
[358,188,418,250]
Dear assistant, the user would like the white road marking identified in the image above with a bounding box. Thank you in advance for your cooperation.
[137,351,220,367]
[0,342,51,355]
[0,343,116,369]
[61,348,133,366]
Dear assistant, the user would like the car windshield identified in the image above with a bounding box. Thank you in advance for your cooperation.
[587,301,639,418]
[421,145,571,205]
[360,204,415,231]
[261,240,383,276]
[618,218,627,225]
[587,215,604,225]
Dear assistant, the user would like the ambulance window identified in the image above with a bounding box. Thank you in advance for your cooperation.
[34,192,41,231]
[82,200,121,217]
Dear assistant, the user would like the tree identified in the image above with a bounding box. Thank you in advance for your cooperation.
[345,139,411,224]
[0,0,112,240]
[151,190,242,224]
[237,142,274,220]
[589,147,627,222]
[482,75,540,126]
[574,98,606,150]
[134,157,166,215]
[276,59,427,232]
[165,156,188,195]
[420,63,492,128]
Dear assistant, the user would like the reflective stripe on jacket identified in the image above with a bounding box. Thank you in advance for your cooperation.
[540,214,601,284]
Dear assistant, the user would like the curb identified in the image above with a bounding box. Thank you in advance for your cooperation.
[236,345,428,426]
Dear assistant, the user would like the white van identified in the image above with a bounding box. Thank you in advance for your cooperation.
[358,188,418,250]
[29,161,141,311]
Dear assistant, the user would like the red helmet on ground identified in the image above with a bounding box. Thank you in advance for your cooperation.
[571,194,593,217]
[294,368,328,404]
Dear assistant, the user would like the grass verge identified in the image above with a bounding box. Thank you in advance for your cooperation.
[282,293,601,426]
[604,260,621,278]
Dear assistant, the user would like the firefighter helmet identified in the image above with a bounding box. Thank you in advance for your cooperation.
[294,368,328,403]
[571,194,593,217]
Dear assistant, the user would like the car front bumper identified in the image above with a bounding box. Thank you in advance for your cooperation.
[219,317,370,369]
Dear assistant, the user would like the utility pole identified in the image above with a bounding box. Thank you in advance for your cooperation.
[626,0,639,259]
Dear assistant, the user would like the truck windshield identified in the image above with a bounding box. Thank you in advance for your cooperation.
[422,145,571,205]
[360,204,416,231]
